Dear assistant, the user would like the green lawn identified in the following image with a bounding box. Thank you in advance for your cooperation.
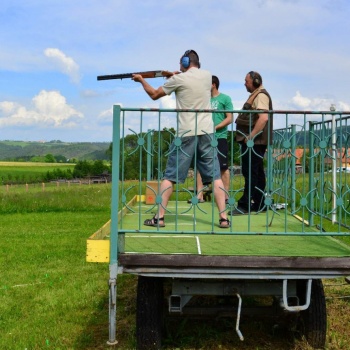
[1,183,350,349]
[0,212,110,350]
[0,183,112,349]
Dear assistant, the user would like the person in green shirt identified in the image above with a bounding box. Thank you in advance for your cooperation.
[190,75,233,203]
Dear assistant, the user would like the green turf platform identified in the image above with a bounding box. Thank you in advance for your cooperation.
[116,201,350,258]
[120,201,320,234]
[123,234,350,257]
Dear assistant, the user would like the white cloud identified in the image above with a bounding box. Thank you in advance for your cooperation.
[159,95,176,109]
[97,103,124,124]
[291,91,350,111]
[98,108,113,123]
[0,90,83,128]
[33,90,83,126]
[292,91,311,109]
[337,101,350,111]
[0,101,17,114]
[44,48,81,84]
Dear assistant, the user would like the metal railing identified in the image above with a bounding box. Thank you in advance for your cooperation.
[273,112,350,229]
[108,106,350,263]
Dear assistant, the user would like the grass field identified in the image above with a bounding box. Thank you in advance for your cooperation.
[1,181,350,349]
[0,161,75,184]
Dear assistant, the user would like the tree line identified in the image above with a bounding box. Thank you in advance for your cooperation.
[44,160,111,181]
[2,130,240,184]
[114,128,240,180]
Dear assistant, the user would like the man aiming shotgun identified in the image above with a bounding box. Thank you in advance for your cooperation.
[130,50,230,229]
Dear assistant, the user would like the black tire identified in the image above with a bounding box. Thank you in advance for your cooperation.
[136,276,164,350]
[297,279,327,349]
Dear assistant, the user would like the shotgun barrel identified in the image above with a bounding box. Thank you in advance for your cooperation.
[97,70,174,81]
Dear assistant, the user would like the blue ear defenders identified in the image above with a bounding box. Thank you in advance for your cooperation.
[181,50,192,68]
[181,50,200,68]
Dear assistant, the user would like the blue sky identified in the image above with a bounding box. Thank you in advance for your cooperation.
[1,0,350,142]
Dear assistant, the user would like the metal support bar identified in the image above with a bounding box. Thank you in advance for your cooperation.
[282,279,312,312]
[235,293,244,341]
[107,277,118,345]
[107,263,118,346]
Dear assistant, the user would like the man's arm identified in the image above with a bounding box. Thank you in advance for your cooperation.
[215,111,233,131]
[215,96,234,131]
[246,112,268,141]
[245,92,269,141]
[132,74,166,100]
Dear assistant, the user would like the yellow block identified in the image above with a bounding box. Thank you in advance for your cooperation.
[86,195,140,263]
[86,219,110,263]
[86,239,110,263]
[137,195,145,202]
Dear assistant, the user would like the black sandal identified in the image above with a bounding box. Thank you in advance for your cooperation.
[219,218,230,228]
[144,215,165,227]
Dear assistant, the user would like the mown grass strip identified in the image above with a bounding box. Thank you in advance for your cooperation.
[0,212,111,350]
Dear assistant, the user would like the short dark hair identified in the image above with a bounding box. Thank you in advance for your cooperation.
[188,50,200,67]
[212,75,220,89]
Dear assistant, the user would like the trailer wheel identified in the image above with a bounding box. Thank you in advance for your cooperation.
[297,279,327,349]
[136,276,164,350]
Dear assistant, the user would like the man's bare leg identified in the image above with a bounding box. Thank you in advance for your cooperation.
[213,178,229,227]
[221,168,230,201]
[196,171,204,201]
[144,179,174,226]
[155,179,173,219]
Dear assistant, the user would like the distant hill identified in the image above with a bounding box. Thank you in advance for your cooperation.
[0,140,111,161]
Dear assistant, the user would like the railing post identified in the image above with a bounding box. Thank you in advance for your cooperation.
[308,120,315,227]
[291,124,296,213]
[331,114,337,224]
[147,129,152,181]
[108,104,121,345]
[266,111,273,207]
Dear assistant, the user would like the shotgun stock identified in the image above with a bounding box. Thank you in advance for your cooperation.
[97,70,176,81]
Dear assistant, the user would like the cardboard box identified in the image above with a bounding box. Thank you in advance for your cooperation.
[145,181,159,204]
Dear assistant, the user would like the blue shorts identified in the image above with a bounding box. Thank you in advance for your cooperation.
[163,134,221,184]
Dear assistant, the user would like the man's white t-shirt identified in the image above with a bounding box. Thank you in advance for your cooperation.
[162,68,213,136]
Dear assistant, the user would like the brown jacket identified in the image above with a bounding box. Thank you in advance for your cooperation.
[235,88,273,145]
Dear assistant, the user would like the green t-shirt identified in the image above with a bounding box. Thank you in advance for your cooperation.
[211,93,233,139]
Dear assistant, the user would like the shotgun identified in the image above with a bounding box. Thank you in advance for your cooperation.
[97,70,177,81]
